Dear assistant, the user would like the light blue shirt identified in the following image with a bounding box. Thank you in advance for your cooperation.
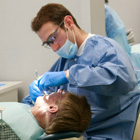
[105,4,131,55]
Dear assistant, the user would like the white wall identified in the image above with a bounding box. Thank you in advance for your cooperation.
[109,0,140,44]
[91,0,105,36]
[0,0,91,102]
[1,0,139,102]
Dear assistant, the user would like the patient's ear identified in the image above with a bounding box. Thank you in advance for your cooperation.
[47,105,58,113]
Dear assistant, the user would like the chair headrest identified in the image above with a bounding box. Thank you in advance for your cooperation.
[38,131,82,140]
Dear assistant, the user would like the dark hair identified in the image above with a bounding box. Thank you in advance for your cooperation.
[31,3,80,32]
[45,92,92,134]
[105,0,109,3]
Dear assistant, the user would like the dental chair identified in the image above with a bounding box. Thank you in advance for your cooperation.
[132,101,140,140]
[133,114,140,140]
[38,131,84,140]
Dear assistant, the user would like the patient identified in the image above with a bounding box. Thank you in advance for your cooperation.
[0,89,91,140]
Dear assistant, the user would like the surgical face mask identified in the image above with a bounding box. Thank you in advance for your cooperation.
[56,23,78,59]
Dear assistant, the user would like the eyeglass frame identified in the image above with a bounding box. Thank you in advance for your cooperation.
[42,21,64,49]
[58,89,67,106]
[55,89,68,114]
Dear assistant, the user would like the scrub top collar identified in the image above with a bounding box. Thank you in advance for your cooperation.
[76,33,95,56]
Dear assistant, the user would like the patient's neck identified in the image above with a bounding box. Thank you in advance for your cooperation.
[30,107,49,129]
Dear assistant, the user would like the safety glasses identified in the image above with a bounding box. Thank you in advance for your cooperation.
[42,21,64,49]
[57,89,68,109]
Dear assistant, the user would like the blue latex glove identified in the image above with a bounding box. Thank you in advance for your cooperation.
[38,71,69,91]
[29,80,44,102]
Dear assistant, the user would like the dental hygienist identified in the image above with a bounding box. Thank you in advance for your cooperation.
[24,3,140,140]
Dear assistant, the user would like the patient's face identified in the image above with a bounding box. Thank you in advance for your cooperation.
[35,91,65,108]
[31,90,66,128]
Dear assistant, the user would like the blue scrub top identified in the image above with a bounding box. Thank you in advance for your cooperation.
[46,35,140,140]
[105,4,131,55]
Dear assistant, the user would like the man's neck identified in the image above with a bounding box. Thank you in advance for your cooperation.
[75,28,88,48]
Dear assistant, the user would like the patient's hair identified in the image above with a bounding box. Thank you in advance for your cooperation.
[45,92,91,134]
[31,3,80,32]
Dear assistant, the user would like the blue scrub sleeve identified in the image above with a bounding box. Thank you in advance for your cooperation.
[68,37,137,96]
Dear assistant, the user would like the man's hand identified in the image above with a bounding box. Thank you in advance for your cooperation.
[38,71,69,91]
[29,80,43,102]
